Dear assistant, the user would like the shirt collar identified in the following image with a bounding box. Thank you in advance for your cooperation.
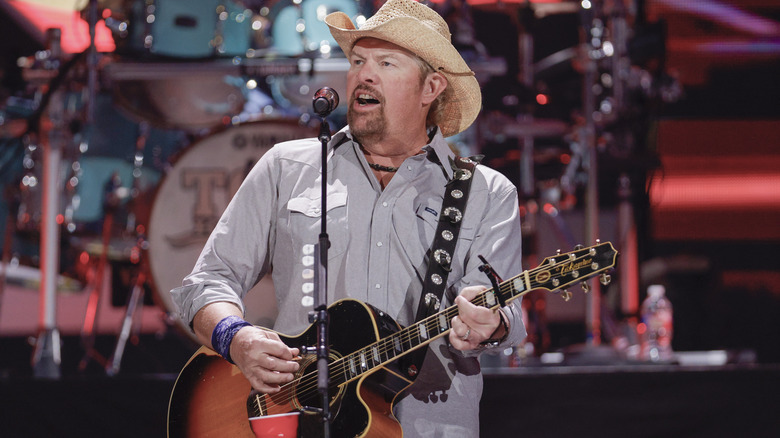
[424,127,457,180]
[332,126,456,180]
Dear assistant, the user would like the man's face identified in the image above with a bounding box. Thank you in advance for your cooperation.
[346,38,431,144]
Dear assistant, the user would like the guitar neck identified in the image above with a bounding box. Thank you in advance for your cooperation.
[328,242,617,386]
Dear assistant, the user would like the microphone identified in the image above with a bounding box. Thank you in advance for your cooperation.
[313,87,339,117]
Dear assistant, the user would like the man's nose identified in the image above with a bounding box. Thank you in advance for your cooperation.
[356,62,377,83]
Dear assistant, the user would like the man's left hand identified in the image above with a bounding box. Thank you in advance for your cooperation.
[449,286,507,351]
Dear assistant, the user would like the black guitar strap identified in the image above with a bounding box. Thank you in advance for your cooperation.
[414,155,482,323]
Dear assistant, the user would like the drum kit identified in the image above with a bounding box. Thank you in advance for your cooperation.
[0,0,658,374]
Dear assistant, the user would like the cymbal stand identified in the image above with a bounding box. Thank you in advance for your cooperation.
[105,121,151,376]
[77,178,121,372]
[85,0,99,126]
[105,237,147,376]
[0,189,19,325]
[513,2,552,358]
[617,173,639,338]
[606,0,643,350]
[516,3,536,203]
[74,0,108,373]
[580,2,603,346]
[31,29,66,379]
[607,0,640,324]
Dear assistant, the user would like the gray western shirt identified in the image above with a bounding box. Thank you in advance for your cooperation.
[172,126,526,437]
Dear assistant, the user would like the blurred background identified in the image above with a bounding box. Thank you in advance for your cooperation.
[0,0,778,436]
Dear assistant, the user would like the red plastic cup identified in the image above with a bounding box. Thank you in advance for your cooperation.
[249,412,300,438]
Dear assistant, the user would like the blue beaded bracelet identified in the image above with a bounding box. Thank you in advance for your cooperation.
[211,315,252,364]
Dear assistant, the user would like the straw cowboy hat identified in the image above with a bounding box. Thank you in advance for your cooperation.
[325,0,481,137]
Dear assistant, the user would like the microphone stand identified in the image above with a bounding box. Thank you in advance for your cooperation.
[312,107,333,438]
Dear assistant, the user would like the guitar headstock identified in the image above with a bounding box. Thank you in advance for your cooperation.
[532,242,618,299]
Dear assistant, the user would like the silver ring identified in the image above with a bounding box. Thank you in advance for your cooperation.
[462,328,471,341]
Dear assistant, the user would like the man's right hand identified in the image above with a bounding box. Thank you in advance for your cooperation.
[229,326,301,394]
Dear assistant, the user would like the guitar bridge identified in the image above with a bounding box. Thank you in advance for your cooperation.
[247,390,268,417]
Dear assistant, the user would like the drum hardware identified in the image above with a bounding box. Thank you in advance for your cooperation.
[77,121,153,374]
[10,12,164,375]
[54,114,160,374]
[102,0,255,59]
[456,0,587,359]
[101,117,156,374]
[0,188,20,324]
[469,0,658,357]
[263,0,365,57]
[104,55,356,130]
[104,57,304,131]
[24,28,79,379]
[77,180,119,372]
[269,56,350,114]
[105,231,149,376]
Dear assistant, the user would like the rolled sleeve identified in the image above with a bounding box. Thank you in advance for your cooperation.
[169,146,280,328]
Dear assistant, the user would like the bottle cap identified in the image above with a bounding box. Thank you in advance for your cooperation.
[648,284,665,297]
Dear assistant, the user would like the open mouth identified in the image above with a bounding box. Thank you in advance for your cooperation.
[356,93,380,106]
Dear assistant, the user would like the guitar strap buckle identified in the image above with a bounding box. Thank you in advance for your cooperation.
[423,292,441,313]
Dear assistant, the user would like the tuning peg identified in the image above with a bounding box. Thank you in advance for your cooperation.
[560,289,572,301]
[556,249,561,255]
[581,281,590,293]
[599,273,612,286]
[574,244,584,251]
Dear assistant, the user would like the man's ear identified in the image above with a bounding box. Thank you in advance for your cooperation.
[422,72,448,105]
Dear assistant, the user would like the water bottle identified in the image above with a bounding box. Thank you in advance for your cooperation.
[640,285,674,362]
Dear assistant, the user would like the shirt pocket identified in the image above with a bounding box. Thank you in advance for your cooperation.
[287,189,348,259]
[389,198,441,274]
[398,198,478,283]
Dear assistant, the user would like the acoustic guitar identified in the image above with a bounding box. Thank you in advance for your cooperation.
[167,242,618,437]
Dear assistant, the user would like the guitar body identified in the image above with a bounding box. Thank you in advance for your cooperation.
[168,299,418,438]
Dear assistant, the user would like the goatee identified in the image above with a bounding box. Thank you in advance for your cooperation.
[348,86,387,144]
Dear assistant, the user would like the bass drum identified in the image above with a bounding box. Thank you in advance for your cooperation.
[147,120,316,339]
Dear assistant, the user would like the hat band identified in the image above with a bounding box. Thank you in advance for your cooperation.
[437,68,476,77]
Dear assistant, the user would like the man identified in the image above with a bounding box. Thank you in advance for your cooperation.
[171,0,526,436]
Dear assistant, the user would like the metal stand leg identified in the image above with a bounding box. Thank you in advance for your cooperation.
[0,202,17,322]
[33,90,64,379]
[105,248,146,376]
[77,212,114,372]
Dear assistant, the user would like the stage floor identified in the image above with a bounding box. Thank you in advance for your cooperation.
[1,335,778,437]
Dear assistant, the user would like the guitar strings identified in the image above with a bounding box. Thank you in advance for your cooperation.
[255,250,602,413]
[260,251,597,412]
[257,251,597,412]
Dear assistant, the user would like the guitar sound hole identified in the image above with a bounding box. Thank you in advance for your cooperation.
[244,353,345,419]
[294,354,344,413]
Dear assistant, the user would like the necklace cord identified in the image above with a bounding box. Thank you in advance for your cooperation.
[368,162,400,172]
